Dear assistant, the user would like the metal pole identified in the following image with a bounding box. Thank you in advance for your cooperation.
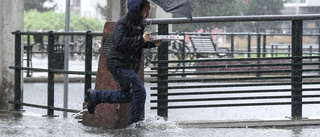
[257,34,261,77]
[309,46,312,62]
[318,29,320,73]
[157,24,168,119]
[288,45,291,57]
[276,45,278,57]
[291,20,303,119]
[271,45,274,57]
[84,31,92,102]
[263,34,266,57]
[248,34,251,58]
[26,31,31,77]
[182,33,186,77]
[231,34,234,58]
[48,31,55,117]
[14,31,21,111]
[63,0,70,118]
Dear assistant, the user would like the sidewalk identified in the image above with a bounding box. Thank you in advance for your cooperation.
[1,110,320,137]
[14,56,320,136]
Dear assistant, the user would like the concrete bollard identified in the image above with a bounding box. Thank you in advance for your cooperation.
[0,0,24,111]
[82,22,144,129]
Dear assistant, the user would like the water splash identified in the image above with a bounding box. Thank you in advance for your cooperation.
[126,115,182,131]
[57,111,83,129]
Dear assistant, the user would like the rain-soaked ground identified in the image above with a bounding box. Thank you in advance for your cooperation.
[1,82,320,137]
[2,111,320,137]
[2,56,318,136]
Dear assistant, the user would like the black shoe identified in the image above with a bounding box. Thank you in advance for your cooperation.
[86,89,97,114]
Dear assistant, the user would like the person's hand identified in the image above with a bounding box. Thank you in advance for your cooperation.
[153,40,162,47]
[143,32,150,42]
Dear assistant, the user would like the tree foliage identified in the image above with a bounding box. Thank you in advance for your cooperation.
[96,0,287,32]
[172,0,244,32]
[97,3,107,20]
[173,0,286,32]
[240,0,287,32]
[242,0,286,15]
[24,0,57,12]
[191,0,243,17]
[24,10,105,31]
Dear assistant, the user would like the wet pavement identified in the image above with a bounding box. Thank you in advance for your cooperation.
[2,110,320,137]
[2,57,319,136]
[1,82,320,137]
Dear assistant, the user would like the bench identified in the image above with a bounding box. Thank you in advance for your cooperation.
[189,36,230,58]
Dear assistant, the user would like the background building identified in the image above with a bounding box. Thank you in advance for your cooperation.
[282,0,320,15]
[46,0,106,20]
[281,0,320,33]
[46,0,171,33]
[47,0,171,22]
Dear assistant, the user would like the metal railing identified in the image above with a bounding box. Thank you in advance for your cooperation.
[9,14,320,120]
[10,31,101,116]
[22,31,320,76]
[172,32,320,58]
[148,14,320,120]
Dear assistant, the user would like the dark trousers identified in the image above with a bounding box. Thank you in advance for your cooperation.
[90,69,146,124]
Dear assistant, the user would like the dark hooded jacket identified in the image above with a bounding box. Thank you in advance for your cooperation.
[107,0,156,73]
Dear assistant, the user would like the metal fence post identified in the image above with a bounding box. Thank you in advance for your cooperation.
[257,34,261,58]
[47,31,55,117]
[276,45,278,57]
[157,24,169,118]
[248,34,251,58]
[84,31,92,102]
[182,33,186,77]
[318,30,320,73]
[291,20,303,119]
[257,34,261,77]
[231,33,234,58]
[26,31,32,77]
[271,45,274,57]
[309,46,313,61]
[14,30,22,111]
[288,45,291,57]
[263,34,266,57]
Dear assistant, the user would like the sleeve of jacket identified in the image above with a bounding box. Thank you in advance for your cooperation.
[143,42,157,48]
[113,22,146,51]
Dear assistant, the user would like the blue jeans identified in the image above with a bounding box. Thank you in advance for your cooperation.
[90,69,146,124]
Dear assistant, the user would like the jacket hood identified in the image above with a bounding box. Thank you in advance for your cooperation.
[127,0,143,24]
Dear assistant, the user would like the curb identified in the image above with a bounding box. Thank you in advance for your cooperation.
[177,119,320,128]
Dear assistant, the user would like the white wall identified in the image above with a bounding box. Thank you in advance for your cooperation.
[81,0,105,19]
[285,0,320,7]
[307,0,320,6]
[49,0,106,20]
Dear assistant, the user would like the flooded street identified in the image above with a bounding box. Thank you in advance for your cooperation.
[2,109,320,137]
[2,55,315,136]
[1,82,320,137]
[3,0,320,136]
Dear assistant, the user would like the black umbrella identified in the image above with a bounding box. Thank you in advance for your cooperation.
[151,0,192,19]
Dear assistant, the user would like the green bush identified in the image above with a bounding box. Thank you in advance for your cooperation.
[24,10,105,31]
